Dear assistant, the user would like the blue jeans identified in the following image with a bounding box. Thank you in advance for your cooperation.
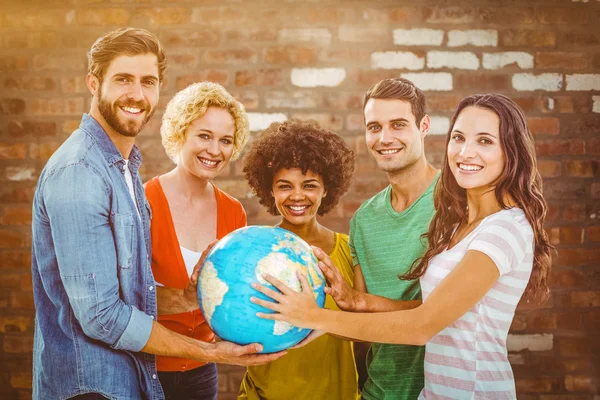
[158,363,218,400]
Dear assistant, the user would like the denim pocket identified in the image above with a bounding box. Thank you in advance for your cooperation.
[111,212,134,269]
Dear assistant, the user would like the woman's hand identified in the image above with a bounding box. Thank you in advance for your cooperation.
[312,246,363,312]
[251,271,321,330]
[209,341,287,366]
[184,240,218,308]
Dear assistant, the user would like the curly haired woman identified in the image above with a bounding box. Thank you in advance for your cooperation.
[238,120,360,400]
[145,82,251,400]
[253,94,554,399]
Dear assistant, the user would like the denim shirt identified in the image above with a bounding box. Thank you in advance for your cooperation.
[31,114,164,400]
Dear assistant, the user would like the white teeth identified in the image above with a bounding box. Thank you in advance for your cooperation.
[459,163,483,171]
[122,106,142,114]
[289,205,308,211]
[379,149,401,155]
[199,158,218,166]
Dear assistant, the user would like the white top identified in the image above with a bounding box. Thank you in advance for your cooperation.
[419,208,534,400]
[123,160,140,219]
[180,245,202,277]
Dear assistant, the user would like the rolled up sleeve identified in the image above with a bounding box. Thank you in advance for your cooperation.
[43,163,151,351]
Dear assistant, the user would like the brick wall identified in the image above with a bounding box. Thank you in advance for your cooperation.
[1,0,599,398]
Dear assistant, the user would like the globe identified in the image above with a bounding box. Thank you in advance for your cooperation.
[197,226,326,353]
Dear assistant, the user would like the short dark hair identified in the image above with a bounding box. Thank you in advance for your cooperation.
[363,78,427,127]
[87,27,167,83]
[243,120,355,216]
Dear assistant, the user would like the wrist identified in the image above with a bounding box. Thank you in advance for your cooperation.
[353,290,368,312]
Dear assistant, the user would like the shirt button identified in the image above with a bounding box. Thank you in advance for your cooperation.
[188,328,192,332]
[149,286,154,291]
[152,374,157,379]
[151,315,155,320]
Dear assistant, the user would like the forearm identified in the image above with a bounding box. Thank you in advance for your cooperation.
[310,306,430,346]
[156,286,198,315]
[142,321,215,361]
[356,292,422,313]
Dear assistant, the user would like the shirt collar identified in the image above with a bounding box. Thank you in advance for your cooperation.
[79,113,143,169]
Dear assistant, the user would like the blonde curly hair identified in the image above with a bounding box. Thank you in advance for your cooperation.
[160,82,250,163]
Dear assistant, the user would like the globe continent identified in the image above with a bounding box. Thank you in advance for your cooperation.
[198,226,326,353]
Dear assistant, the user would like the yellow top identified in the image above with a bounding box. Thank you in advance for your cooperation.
[238,232,359,400]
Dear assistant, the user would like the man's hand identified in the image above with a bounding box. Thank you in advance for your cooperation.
[183,240,218,309]
[312,246,363,312]
[210,341,287,366]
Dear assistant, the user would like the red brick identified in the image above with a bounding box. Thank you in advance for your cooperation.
[0,251,31,269]
[516,377,558,393]
[427,95,463,113]
[203,48,257,64]
[321,49,372,64]
[540,395,592,400]
[60,77,88,94]
[558,248,600,267]
[349,69,403,87]
[543,181,587,200]
[263,46,317,65]
[455,73,511,91]
[553,96,575,113]
[7,121,56,137]
[559,337,600,357]
[537,160,561,178]
[502,30,557,48]
[0,230,24,248]
[551,269,585,289]
[561,203,586,222]
[289,113,343,132]
[388,7,425,22]
[588,138,600,156]
[582,310,600,329]
[191,7,246,26]
[3,77,58,91]
[561,227,585,244]
[160,30,220,47]
[0,187,34,203]
[229,91,259,110]
[592,183,600,200]
[224,28,278,43]
[0,99,26,115]
[536,140,585,156]
[1,207,32,225]
[425,7,476,23]
[560,32,600,46]
[322,93,363,111]
[528,117,560,136]
[586,226,600,242]
[29,142,60,161]
[0,143,26,160]
[76,8,131,25]
[536,52,588,69]
[0,55,28,72]
[33,54,86,72]
[132,8,190,25]
[536,8,589,24]
[563,116,600,138]
[338,25,388,43]
[30,98,84,116]
[565,160,598,178]
[235,69,284,87]
[565,375,597,392]
[479,7,534,24]
[0,316,33,333]
[174,71,229,90]
[3,334,33,353]
[0,273,22,289]
[548,227,560,245]
[566,291,600,308]
[10,372,32,390]
[0,10,67,29]
[513,97,543,113]
[556,311,582,330]
[11,291,34,310]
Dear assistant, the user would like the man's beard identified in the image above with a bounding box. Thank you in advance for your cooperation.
[97,87,155,138]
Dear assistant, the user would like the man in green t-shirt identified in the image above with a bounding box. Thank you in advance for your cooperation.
[333,78,440,399]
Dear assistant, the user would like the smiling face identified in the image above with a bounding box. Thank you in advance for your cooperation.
[447,106,505,192]
[93,54,160,138]
[272,168,327,226]
[364,98,429,174]
[178,107,236,180]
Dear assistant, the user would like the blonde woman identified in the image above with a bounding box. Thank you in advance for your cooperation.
[145,82,250,400]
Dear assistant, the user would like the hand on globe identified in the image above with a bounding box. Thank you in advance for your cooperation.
[210,340,287,366]
[289,329,325,349]
[184,240,218,309]
[251,271,321,330]
[312,246,362,312]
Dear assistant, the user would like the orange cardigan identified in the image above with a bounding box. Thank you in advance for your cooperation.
[144,176,247,372]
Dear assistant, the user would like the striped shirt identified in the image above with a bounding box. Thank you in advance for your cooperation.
[419,208,534,399]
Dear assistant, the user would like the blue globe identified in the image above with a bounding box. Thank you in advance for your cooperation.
[197,226,326,353]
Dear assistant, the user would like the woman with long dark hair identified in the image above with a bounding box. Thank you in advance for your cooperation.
[251,94,553,399]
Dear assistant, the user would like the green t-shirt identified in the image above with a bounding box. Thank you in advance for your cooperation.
[349,177,437,400]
